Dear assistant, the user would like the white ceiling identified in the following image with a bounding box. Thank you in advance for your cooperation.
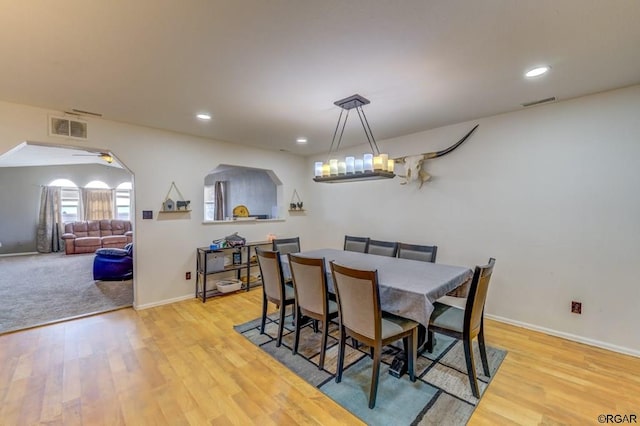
[0,143,122,168]
[0,0,639,159]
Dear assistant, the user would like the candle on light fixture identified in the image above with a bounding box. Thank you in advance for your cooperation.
[345,156,355,174]
[329,159,338,176]
[363,153,374,172]
[387,159,395,173]
[338,161,346,175]
[379,154,389,171]
[314,161,323,177]
[355,158,364,173]
[322,163,330,177]
[373,155,383,171]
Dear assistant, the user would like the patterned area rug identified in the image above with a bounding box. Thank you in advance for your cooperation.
[235,313,506,426]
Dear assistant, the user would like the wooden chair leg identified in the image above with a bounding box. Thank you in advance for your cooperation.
[336,327,346,383]
[463,337,480,398]
[478,322,490,376]
[260,294,268,334]
[313,319,319,333]
[276,303,286,347]
[319,319,328,370]
[369,345,381,409]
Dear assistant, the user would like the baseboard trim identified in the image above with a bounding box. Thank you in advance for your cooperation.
[486,314,640,358]
[0,251,38,257]
[135,294,194,310]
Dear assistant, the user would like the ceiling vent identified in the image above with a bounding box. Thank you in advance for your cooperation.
[521,97,557,108]
[49,115,88,140]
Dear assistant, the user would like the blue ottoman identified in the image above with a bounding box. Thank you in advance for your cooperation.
[93,243,133,281]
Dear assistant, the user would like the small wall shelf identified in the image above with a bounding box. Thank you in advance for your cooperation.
[160,210,192,213]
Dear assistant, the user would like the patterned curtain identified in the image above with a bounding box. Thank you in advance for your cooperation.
[36,186,63,253]
[82,188,114,220]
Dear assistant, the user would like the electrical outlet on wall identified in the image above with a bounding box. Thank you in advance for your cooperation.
[571,301,582,314]
[186,272,191,280]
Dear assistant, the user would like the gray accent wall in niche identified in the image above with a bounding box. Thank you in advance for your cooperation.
[205,165,279,220]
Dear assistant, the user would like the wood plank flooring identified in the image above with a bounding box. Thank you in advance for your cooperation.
[1,289,638,425]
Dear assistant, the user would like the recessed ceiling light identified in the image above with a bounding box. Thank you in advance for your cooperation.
[296,137,308,144]
[525,66,550,78]
[196,113,212,120]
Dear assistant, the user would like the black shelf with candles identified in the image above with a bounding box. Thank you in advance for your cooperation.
[313,94,396,183]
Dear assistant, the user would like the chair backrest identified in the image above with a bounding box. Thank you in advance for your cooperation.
[366,240,398,257]
[288,254,328,316]
[464,258,496,338]
[272,237,301,255]
[330,261,381,340]
[255,248,286,303]
[344,235,370,253]
[397,243,437,262]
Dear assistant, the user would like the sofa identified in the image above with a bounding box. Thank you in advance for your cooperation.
[62,220,133,255]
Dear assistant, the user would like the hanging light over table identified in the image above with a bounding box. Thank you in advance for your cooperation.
[313,94,395,183]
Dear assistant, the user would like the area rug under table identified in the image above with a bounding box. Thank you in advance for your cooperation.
[235,313,506,426]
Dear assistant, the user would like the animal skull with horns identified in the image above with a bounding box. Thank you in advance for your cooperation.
[394,124,479,188]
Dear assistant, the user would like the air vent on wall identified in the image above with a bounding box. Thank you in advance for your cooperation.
[521,97,557,108]
[49,115,88,140]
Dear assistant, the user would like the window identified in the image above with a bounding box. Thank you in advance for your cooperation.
[115,182,132,220]
[204,184,215,221]
[49,179,80,223]
[85,180,109,189]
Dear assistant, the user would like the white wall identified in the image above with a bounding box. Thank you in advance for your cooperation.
[305,85,640,355]
[0,100,312,308]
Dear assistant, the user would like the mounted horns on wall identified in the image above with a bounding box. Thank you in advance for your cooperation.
[394,124,479,188]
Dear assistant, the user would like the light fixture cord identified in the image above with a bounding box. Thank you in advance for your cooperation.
[327,109,344,162]
[356,106,381,155]
[327,109,351,161]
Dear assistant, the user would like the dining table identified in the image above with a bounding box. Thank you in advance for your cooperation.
[280,248,473,330]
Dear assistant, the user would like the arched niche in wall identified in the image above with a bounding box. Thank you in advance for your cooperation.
[204,164,283,222]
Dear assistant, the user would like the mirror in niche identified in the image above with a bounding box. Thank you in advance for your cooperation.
[204,164,282,221]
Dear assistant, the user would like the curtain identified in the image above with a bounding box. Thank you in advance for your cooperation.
[36,186,63,253]
[214,181,226,221]
[82,189,114,220]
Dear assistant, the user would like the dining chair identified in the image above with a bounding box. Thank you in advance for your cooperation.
[255,248,296,347]
[272,236,301,255]
[397,243,438,263]
[330,261,418,409]
[343,235,370,253]
[288,254,339,370]
[426,258,496,398]
[366,239,398,257]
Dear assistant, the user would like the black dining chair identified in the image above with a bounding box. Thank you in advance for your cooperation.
[343,235,370,253]
[426,258,496,398]
[255,248,296,347]
[288,254,339,370]
[397,243,438,262]
[366,239,398,257]
[272,237,301,255]
[330,261,418,409]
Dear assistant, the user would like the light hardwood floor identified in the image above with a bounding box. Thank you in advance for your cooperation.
[1,289,638,425]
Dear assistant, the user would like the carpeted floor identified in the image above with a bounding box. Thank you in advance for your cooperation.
[236,313,506,426]
[0,252,133,334]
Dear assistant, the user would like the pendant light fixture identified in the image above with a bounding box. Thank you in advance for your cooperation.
[313,94,395,183]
